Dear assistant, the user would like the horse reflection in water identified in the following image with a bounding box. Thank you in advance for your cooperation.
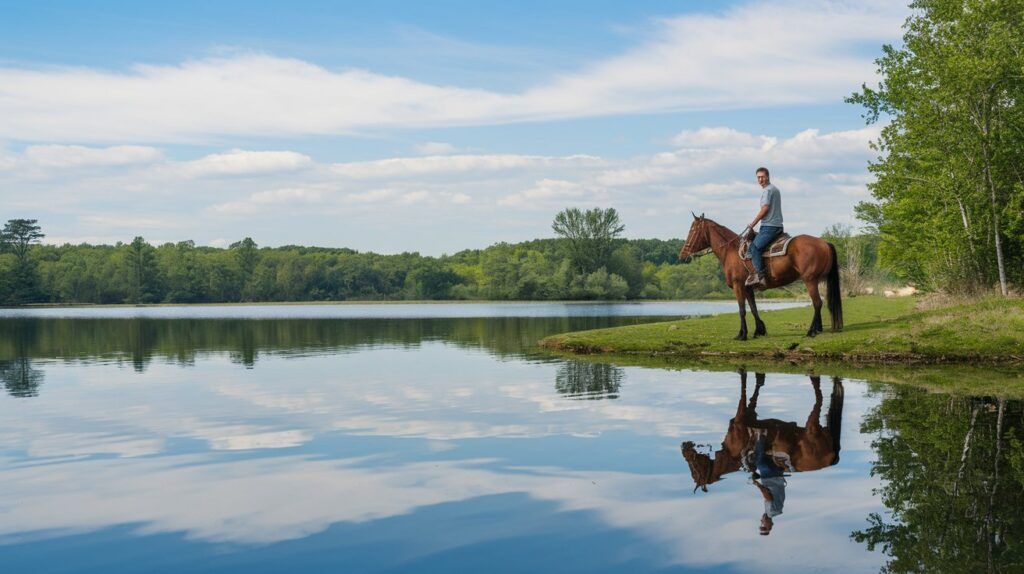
[680,370,843,534]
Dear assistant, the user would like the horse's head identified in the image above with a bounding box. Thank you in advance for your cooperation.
[681,441,741,493]
[678,212,709,263]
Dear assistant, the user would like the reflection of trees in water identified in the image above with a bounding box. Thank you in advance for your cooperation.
[0,316,666,373]
[0,357,43,398]
[554,361,623,400]
[854,386,1024,572]
[0,318,43,397]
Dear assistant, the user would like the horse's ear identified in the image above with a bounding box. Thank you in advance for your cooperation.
[700,212,705,220]
[691,211,697,219]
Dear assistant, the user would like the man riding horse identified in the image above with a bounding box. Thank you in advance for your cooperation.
[744,167,783,288]
[677,168,843,339]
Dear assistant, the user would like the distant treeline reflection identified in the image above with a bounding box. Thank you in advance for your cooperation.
[0,316,648,397]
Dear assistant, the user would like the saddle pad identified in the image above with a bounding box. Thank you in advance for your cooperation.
[739,233,794,260]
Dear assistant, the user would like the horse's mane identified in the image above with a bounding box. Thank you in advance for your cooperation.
[703,218,739,241]
[697,218,739,254]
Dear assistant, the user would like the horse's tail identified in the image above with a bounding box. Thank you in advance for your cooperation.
[826,243,843,332]
[827,377,844,466]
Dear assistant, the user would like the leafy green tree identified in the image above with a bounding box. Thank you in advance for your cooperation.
[404,261,463,300]
[231,237,260,300]
[123,236,162,303]
[0,219,45,304]
[159,240,207,303]
[552,207,625,274]
[608,245,645,298]
[849,0,1024,294]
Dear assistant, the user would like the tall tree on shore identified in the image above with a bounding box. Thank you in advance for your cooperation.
[0,219,45,304]
[231,237,260,301]
[849,0,1024,294]
[124,236,161,303]
[552,207,625,275]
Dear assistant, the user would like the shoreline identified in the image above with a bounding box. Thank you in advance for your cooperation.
[1,298,808,310]
[539,295,1024,368]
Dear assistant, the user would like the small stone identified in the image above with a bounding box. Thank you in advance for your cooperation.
[668,325,678,331]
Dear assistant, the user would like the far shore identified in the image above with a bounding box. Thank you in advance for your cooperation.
[2,298,809,310]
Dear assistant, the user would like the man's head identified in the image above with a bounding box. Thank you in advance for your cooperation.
[760,513,774,536]
[756,167,770,188]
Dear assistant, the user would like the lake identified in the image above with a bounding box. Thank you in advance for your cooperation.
[1,302,1020,573]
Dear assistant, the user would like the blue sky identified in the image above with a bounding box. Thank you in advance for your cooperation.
[0,0,907,254]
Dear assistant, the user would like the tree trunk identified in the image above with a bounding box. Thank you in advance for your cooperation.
[955,197,976,254]
[981,139,1009,296]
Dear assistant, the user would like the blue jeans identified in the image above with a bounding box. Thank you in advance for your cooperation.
[749,225,783,276]
[753,435,784,478]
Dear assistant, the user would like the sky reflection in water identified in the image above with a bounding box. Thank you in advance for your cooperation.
[0,304,1019,573]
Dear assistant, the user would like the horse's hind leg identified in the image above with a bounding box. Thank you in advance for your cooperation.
[804,280,824,337]
[745,287,767,337]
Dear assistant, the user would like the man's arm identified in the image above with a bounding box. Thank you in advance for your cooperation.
[748,204,770,230]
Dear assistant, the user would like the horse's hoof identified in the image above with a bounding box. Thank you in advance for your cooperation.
[805,330,817,338]
[734,334,747,341]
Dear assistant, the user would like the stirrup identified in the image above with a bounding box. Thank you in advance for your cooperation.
[745,273,764,287]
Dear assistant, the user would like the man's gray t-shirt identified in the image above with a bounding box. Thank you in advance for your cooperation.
[761,476,786,518]
[759,183,784,228]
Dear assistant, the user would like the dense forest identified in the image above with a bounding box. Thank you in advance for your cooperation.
[849,0,1024,294]
[0,211,884,306]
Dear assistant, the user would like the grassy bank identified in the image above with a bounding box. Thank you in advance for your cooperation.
[540,295,1024,365]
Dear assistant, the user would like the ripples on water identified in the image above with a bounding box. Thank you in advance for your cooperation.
[0,303,1021,573]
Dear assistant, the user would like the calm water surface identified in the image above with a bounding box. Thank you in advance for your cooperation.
[1,303,1020,573]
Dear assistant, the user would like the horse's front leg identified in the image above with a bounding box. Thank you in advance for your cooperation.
[745,287,767,337]
[734,284,748,341]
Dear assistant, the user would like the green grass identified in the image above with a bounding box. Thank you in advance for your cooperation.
[540,295,1024,364]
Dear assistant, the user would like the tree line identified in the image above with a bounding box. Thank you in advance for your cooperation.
[0,210,758,305]
[850,0,1024,294]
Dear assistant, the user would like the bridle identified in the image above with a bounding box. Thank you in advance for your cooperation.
[680,214,707,261]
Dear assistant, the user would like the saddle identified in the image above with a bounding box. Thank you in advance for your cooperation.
[739,231,794,261]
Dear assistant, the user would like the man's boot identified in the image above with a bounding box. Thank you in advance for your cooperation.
[745,272,765,287]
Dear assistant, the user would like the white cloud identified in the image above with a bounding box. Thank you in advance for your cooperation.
[398,190,431,204]
[177,149,313,178]
[343,188,396,203]
[414,141,462,155]
[446,192,472,205]
[498,179,589,207]
[671,127,775,150]
[596,126,880,188]
[0,2,904,142]
[330,153,602,180]
[79,214,184,230]
[249,187,324,204]
[24,144,164,168]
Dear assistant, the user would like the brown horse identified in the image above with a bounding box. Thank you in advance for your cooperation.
[678,214,843,339]
[681,370,843,492]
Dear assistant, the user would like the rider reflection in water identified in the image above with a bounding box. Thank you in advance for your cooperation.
[749,430,791,536]
[680,371,843,537]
